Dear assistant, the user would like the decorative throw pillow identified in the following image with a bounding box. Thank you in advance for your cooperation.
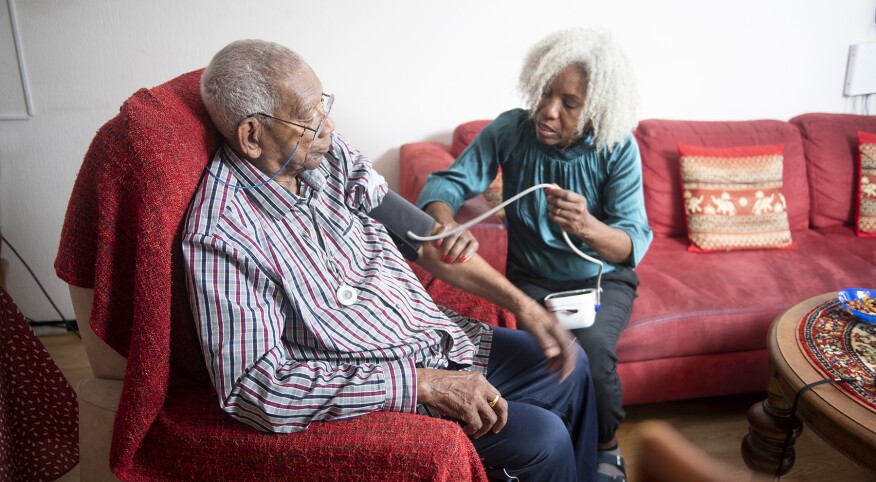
[678,143,794,252]
[856,131,876,237]
[482,168,505,220]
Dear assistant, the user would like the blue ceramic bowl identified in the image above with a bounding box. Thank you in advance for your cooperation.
[837,288,876,324]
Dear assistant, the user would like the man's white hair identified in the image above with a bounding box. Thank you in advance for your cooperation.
[201,39,306,140]
[519,27,638,151]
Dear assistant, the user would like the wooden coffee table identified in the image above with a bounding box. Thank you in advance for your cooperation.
[741,292,876,475]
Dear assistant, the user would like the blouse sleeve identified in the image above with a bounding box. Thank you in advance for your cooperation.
[602,135,653,267]
[416,119,508,215]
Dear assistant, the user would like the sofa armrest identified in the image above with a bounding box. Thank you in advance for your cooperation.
[399,141,454,204]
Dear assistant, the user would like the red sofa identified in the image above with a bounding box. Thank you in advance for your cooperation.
[400,113,876,405]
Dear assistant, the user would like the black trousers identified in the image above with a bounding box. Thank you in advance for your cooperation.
[507,266,639,445]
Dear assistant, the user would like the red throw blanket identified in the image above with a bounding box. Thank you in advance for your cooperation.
[55,70,509,481]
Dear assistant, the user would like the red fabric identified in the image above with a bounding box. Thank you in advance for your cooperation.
[677,143,784,158]
[55,70,490,481]
[623,232,875,364]
[813,224,876,262]
[408,263,516,330]
[399,141,455,203]
[450,120,492,158]
[789,113,876,228]
[618,349,769,405]
[0,288,78,481]
[635,119,809,237]
[856,130,876,237]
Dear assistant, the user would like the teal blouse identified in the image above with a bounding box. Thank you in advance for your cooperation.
[417,108,653,282]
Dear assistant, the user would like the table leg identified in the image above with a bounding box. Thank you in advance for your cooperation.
[741,370,803,475]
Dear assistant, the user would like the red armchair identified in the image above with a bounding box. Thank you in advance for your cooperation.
[55,69,508,481]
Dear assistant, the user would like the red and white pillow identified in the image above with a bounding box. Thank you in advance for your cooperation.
[482,168,505,220]
[856,131,876,237]
[678,143,794,252]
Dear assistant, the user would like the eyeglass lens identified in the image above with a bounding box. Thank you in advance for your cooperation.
[314,94,334,139]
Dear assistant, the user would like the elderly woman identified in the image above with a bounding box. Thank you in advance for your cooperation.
[417,27,652,482]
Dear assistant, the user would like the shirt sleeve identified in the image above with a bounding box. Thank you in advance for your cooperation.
[182,231,417,434]
[332,134,389,212]
[602,135,654,267]
[416,120,505,215]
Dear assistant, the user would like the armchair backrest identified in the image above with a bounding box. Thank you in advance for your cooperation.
[55,69,222,473]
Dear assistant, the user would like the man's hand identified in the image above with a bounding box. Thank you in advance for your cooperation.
[513,303,578,382]
[416,368,508,438]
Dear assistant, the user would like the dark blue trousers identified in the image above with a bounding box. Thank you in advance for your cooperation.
[472,327,597,481]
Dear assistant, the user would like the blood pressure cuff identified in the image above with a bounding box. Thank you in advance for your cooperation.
[368,190,437,261]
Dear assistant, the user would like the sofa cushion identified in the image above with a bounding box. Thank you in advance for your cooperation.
[678,143,793,252]
[450,120,493,158]
[813,225,876,265]
[789,113,876,228]
[621,231,876,364]
[635,119,809,237]
[856,131,876,237]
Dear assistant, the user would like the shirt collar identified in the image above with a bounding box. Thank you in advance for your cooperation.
[218,145,303,219]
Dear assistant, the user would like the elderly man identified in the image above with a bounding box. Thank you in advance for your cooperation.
[183,39,597,481]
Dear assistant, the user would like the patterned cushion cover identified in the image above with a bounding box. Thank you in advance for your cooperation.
[482,168,505,220]
[678,143,794,252]
[857,131,876,237]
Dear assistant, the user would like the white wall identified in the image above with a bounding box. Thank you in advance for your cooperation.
[2,0,875,320]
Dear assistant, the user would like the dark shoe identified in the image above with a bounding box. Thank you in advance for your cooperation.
[595,450,627,482]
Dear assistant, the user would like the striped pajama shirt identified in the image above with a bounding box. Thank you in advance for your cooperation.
[183,134,492,433]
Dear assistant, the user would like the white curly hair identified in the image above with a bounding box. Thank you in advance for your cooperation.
[519,27,638,151]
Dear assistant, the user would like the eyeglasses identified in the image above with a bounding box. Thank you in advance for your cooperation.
[252,93,334,141]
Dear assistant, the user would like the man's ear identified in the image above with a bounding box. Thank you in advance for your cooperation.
[236,117,263,159]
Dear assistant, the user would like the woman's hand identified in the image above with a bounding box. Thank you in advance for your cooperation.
[430,222,479,264]
[423,201,478,264]
[416,368,508,438]
[513,302,578,382]
[547,186,593,239]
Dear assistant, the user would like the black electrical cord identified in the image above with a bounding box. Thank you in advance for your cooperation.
[1,235,79,337]
[774,376,861,481]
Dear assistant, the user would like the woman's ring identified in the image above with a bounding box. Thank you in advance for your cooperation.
[554,207,561,217]
[488,393,500,408]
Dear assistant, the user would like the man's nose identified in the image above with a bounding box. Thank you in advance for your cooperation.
[320,115,335,139]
